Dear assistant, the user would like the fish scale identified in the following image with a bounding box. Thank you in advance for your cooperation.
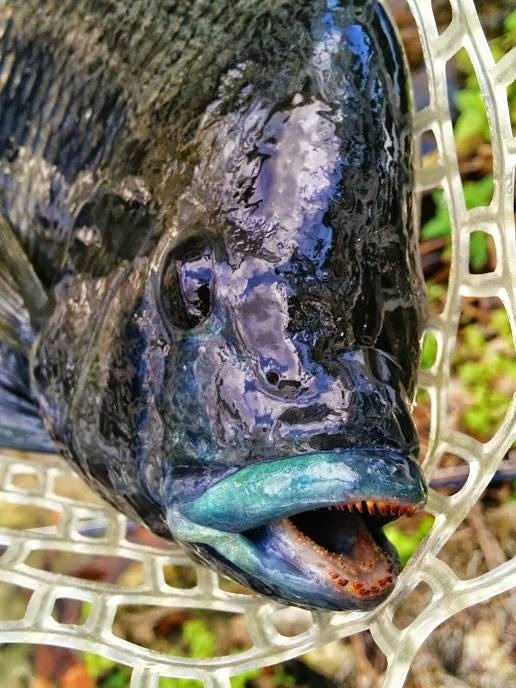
[0,0,325,281]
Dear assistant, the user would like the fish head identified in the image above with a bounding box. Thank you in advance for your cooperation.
[153,41,426,609]
[32,2,427,611]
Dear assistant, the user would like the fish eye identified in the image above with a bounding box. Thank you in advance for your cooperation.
[160,238,214,330]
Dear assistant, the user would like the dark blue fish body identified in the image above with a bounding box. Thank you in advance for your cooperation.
[0,0,427,610]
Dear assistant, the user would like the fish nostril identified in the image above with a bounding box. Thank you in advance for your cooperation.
[264,372,303,396]
[265,371,280,386]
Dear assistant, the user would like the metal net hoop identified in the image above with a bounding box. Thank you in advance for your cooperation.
[0,0,515,686]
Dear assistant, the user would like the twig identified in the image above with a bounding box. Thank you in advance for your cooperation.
[429,459,516,491]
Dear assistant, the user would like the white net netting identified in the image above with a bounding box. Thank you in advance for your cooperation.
[0,0,515,686]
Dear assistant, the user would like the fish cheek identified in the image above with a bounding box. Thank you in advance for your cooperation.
[32,268,171,531]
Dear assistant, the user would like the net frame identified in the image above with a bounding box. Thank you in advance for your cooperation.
[0,0,515,686]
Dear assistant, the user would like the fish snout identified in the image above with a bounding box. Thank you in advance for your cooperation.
[269,347,418,454]
[312,347,420,454]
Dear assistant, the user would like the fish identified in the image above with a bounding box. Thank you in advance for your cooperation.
[0,0,427,611]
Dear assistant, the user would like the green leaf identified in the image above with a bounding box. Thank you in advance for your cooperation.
[504,10,516,35]
[182,619,216,658]
[455,89,482,112]
[383,516,434,566]
[102,669,131,688]
[426,282,447,309]
[455,48,473,74]
[454,106,489,143]
[464,176,493,209]
[491,309,512,343]
[420,332,438,369]
[84,652,117,679]
[160,679,202,688]
[420,216,450,240]
[469,232,489,271]
[421,189,451,240]
[463,407,491,436]
[230,669,261,688]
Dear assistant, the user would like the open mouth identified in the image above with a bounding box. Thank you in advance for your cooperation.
[165,448,427,611]
[243,499,417,604]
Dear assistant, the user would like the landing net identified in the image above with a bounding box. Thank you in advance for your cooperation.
[0,1,515,686]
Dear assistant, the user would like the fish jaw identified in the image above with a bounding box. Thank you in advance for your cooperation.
[165,449,427,610]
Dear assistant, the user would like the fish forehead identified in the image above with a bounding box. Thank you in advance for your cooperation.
[175,7,410,268]
[186,98,341,266]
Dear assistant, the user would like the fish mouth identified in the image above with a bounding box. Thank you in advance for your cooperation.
[243,499,415,606]
[165,448,427,611]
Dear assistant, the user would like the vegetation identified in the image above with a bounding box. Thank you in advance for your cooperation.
[454,309,516,441]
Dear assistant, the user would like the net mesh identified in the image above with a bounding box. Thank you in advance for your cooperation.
[0,0,515,686]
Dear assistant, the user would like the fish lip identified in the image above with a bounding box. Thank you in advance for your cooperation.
[165,448,427,611]
[176,447,427,532]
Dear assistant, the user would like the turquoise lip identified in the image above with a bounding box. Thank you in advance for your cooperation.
[165,448,427,611]
[179,448,427,532]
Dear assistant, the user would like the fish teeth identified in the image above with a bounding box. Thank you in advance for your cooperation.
[328,500,416,516]
[377,501,389,516]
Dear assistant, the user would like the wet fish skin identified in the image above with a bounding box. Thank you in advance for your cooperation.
[0,0,427,610]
